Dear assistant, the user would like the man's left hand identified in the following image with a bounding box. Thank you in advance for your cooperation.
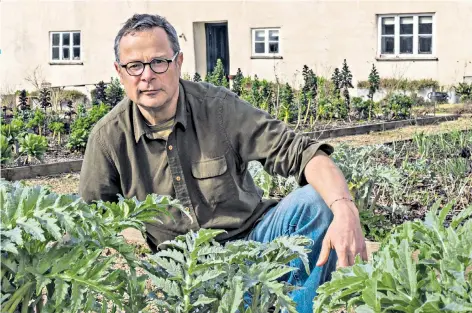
[316,200,368,267]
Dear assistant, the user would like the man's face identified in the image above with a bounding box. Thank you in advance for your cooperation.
[114,27,183,110]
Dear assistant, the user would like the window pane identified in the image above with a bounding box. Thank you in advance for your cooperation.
[419,16,433,34]
[400,17,413,34]
[52,47,59,60]
[269,42,279,53]
[73,47,81,59]
[255,42,265,53]
[254,30,265,41]
[62,47,70,60]
[52,33,60,46]
[268,30,279,41]
[73,32,80,45]
[382,17,395,35]
[400,36,413,53]
[419,36,432,54]
[62,33,70,46]
[381,37,395,54]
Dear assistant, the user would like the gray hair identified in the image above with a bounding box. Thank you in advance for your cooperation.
[114,13,180,63]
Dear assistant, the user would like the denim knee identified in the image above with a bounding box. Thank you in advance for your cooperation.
[288,185,334,226]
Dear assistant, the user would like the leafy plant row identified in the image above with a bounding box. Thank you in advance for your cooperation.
[2,179,470,313]
[0,180,313,313]
[314,201,472,312]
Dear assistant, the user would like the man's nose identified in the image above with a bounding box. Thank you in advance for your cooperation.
[140,64,156,81]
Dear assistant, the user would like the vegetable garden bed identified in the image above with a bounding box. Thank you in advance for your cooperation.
[1,114,461,181]
[304,114,459,140]
[250,129,472,242]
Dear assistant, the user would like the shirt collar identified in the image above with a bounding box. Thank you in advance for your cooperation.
[132,80,188,143]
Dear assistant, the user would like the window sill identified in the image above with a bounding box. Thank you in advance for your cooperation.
[49,61,84,65]
[376,56,438,62]
[251,55,283,60]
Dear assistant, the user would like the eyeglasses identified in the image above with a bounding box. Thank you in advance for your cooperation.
[120,51,180,76]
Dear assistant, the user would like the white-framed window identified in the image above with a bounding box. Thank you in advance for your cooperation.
[251,28,281,57]
[378,14,434,58]
[50,31,81,62]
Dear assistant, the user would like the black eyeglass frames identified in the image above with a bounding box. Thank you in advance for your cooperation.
[120,51,180,76]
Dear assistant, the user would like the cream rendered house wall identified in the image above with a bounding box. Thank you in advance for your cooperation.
[0,0,471,94]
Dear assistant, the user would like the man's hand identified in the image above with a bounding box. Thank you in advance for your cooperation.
[316,200,368,267]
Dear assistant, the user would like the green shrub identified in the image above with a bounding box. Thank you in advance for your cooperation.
[317,95,348,120]
[301,65,318,124]
[39,88,52,112]
[18,133,48,164]
[67,128,89,153]
[92,81,108,105]
[0,134,13,164]
[26,109,46,136]
[340,59,354,109]
[106,77,124,107]
[314,202,472,313]
[67,103,110,152]
[357,78,440,92]
[383,93,413,119]
[231,68,244,96]
[182,73,192,81]
[455,82,472,102]
[278,83,296,123]
[18,90,29,111]
[49,121,65,144]
[88,103,110,124]
[368,64,380,101]
[1,118,25,143]
[193,72,202,82]
[57,89,88,103]
[207,59,229,88]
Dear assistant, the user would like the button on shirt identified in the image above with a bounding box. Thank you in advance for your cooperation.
[79,79,334,247]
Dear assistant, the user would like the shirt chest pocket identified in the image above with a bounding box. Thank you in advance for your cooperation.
[191,156,236,206]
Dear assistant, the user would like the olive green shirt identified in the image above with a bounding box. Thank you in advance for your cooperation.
[79,79,333,247]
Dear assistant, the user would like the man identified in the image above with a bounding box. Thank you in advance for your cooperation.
[79,13,367,312]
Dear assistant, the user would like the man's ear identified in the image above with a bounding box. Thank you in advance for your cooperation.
[114,61,124,84]
[177,52,184,71]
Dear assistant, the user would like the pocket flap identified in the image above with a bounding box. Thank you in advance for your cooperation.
[191,156,228,179]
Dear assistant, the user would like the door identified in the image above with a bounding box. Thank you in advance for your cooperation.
[205,23,229,76]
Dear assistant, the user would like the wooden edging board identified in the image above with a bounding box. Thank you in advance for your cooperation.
[0,114,461,181]
[305,114,460,140]
[1,160,83,181]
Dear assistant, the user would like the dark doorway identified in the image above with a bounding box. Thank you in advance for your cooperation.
[205,22,229,76]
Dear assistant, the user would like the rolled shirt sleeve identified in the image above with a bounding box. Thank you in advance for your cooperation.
[221,91,334,186]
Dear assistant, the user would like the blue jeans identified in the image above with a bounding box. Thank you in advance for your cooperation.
[246,185,338,313]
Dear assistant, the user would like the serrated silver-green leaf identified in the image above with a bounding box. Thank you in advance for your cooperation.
[191,269,224,290]
[33,210,62,241]
[193,294,217,307]
[217,276,244,313]
[148,273,182,298]
[70,282,84,313]
[2,227,23,245]
[149,255,184,279]
[35,276,52,296]
[355,305,376,313]
[16,217,45,241]
[54,278,69,308]
[155,248,186,265]
[1,240,18,254]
